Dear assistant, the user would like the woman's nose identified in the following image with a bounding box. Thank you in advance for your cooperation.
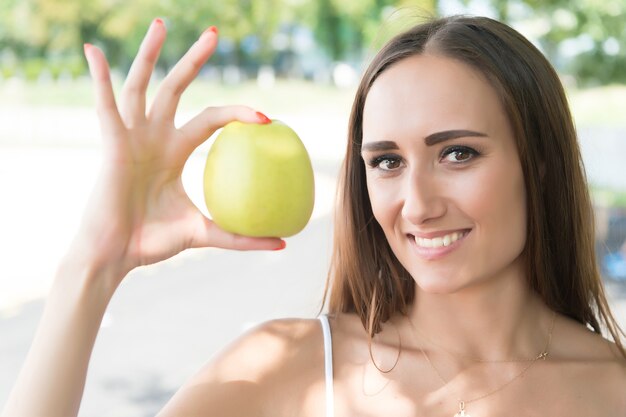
[400,169,447,225]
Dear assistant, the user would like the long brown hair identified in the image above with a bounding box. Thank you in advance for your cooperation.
[323,15,625,356]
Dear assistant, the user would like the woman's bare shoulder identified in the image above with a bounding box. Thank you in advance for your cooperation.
[553,312,626,361]
[550,313,626,415]
[156,317,327,417]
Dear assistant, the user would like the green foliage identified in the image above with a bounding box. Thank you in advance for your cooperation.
[305,0,436,61]
[489,0,626,85]
[0,0,624,85]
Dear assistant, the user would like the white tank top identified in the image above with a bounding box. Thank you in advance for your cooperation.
[318,315,335,417]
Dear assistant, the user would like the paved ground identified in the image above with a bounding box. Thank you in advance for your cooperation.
[0,216,335,417]
[1,108,625,416]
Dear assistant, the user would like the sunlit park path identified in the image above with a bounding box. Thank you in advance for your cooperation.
[1,81,625,416]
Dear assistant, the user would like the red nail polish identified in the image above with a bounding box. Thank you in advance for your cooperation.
[272,241,286,251]
[154,18,164,25]
[201,26,218,39]
[256,111,272,124]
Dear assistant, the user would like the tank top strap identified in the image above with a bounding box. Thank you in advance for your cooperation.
[318,314,335,417]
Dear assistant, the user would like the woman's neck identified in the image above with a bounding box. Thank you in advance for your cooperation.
[406,264,552,362]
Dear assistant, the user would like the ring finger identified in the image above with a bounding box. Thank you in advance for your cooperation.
[148,26,219,123]
[119,18,167,127]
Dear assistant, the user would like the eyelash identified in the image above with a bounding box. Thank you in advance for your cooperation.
[367,154,402,171]
[366,145,480,171]
[441,145,480,163]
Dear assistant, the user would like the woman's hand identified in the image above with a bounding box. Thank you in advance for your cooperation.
[75,19,283,282]
[1,21,286,417]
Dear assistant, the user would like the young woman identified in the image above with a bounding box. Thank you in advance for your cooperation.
[2,15,625,417]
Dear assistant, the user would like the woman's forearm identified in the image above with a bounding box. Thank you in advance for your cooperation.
[1,23,283,417]
[1,259,122,417]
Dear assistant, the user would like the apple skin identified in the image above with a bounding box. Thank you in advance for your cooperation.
[203,120,315,237]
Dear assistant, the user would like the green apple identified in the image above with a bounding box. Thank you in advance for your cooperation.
[203,120,315,237]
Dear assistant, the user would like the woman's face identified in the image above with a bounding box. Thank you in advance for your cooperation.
[361,53,527,294]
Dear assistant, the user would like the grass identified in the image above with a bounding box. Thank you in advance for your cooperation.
[0,76,356,117]
[566,85,626,128]
[592,187,626,209]
[2,76,626,127]
[2,76,625,127]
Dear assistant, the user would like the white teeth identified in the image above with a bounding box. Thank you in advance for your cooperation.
[415,231,467,249]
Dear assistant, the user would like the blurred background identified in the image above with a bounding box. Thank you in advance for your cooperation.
[1,0,625,416]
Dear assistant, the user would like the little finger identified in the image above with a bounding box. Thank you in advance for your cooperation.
[84,44,125,139]
[191,217,286,252]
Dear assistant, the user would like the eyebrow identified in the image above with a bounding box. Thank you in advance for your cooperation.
[361,140,399,152]
[361,129,488,152]
[424,129,487,145]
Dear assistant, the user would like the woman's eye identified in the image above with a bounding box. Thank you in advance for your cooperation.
[369,155,402,171]
[441,146,479,163]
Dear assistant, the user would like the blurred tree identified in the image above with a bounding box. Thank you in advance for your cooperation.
[0,0,135,76]
[306,0,437,62]
[1,0,624,85]
[213,0,285,68]
[546,1,625,85]
[488,0,626,85]
[96,0,163,70]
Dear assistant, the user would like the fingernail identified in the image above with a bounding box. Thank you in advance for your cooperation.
[272,241,286,251]
[256,111,272,124]
[83,43,92,58]
[200,26,218,40]
[154,18,164,26]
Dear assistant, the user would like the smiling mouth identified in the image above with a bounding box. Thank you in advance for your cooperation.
[409,229,471,249]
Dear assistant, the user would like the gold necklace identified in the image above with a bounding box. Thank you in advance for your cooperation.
[411,313,554,363]
[413,311,556,417]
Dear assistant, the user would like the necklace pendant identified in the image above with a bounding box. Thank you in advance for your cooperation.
[454,401,471,417]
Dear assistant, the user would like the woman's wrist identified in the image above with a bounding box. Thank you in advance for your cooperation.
[54,250,128,304]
